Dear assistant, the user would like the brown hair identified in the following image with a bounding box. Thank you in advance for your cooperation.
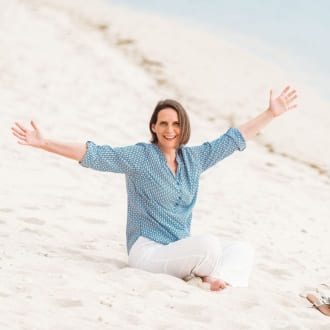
[149,99,191,147]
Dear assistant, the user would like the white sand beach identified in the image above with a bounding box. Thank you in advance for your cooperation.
[1,0,329,329]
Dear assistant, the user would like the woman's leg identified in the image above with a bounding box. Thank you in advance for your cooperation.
[128,234,227,290]
[210,242,254,287]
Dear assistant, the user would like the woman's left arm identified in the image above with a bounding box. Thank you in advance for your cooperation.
[238,86,298,141]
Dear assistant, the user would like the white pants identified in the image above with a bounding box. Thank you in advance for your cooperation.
[128,234,254,287]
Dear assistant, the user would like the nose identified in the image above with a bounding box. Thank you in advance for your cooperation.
[166,125,174,133]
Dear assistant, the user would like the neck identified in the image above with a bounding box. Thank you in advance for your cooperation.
[157,144,177,161]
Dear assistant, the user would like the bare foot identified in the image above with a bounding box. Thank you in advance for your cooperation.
[202,276,228,291]
[307,294,330,316]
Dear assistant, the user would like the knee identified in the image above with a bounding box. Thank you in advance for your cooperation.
[191,234,221,276]
[195,234,221,258]
[234,242,255,259]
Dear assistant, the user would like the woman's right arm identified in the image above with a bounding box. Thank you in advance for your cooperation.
[11,120,87,162]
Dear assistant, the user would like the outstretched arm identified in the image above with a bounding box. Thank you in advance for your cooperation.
[11,121,87,162]
[238,86,298,141]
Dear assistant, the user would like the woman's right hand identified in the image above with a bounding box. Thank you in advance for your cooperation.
[11,121,87,161]
[11,120,45,148]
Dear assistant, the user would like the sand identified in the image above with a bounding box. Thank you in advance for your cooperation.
[1,0,329,329]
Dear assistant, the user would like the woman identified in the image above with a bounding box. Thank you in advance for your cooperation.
[11,86,297,291]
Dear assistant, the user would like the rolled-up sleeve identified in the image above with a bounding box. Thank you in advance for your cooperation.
[188,127,246,173]
[79,141,143,174]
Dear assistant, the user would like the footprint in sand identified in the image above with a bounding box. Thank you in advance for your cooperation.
[80,217,107,225]
[259,263,293,279]
[78,200,109,207]
[23,205,40,211]
[21,227,53,238]
[0,208,13,213]
[61,247,127,268]
[55,298,83,308]
[20,217,45,226]
[0,292,9,298]
[80,255,127,268]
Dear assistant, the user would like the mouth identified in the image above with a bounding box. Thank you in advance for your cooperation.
[163,135,177,141]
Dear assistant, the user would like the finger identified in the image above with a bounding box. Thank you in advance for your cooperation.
[280,85,290,96]
[287,89,296,98]
[11,126,26,137]
[30,120,38,131]
[12,124,26,135]
[15,122,28,133]
[12,131,26,141]
[288,94,298,103]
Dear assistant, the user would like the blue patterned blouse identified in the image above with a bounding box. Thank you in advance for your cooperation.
[79,127,246,254]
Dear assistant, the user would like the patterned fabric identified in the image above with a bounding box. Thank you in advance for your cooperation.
[79,127,246,254]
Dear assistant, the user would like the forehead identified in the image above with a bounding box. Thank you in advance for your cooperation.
[157,108,179,121]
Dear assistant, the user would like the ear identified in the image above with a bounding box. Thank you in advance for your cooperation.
[151,123,156,133]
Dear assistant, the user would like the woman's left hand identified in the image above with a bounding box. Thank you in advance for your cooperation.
[269,86,298,117]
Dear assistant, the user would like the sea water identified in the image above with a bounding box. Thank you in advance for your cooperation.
[107,0,330,100]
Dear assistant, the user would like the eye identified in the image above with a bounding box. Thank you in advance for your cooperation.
[174,122,180,126]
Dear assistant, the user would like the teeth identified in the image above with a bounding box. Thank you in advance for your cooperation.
[164,136,176,139]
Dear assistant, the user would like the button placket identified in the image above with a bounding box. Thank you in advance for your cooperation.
[177,179,183,206]
[174,179,182,207]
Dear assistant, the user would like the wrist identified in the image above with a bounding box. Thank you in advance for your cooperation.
[266,107,276,119]
[39,139,47,149]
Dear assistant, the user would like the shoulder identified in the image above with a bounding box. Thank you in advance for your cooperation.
[135,142,152,149]
[83,141,153,160]
[133,142,156,154]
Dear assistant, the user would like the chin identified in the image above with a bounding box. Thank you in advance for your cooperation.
[160,139,179,148]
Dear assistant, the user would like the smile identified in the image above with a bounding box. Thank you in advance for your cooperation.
[164,135,176,140]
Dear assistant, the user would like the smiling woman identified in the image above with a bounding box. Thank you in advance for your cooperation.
[151,109,181,175]
[149,99,191,147]
[148,99,192,176]
[11,86,297,291]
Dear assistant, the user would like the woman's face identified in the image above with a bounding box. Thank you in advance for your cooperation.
[152,108,181,151]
